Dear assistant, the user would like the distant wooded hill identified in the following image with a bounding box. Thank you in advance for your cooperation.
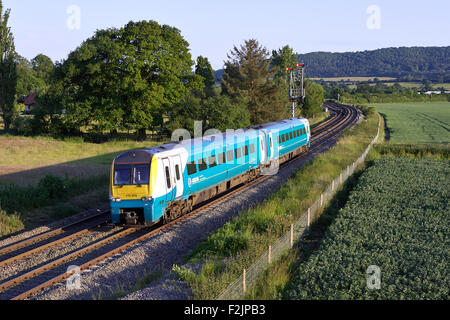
[215,47,450,82]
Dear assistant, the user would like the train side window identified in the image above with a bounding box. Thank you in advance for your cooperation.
[249,144,255,154]
[175,165,181,180]
[290,132,293,140]
[187,161,197,175]
[244,146,249,156]
[209,155,217,168]
[227,150,234,162]
[294,130,297,138]
[198,159,208,171]
[218,152,226,165]
[303,128,306,135]
[235,148,242,159]
[165,166,171,189]
[281,134,285,143]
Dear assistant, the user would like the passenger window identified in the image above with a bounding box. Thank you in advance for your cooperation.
[235,148,242,159]
[244,146,249,156]
[218,153,226,165]
[249,144,255,153]
[175,165,180,180]
[165,167,171,189]
[187,161,197,175]
[282,135,285,143]
[198,159,208,171]
[209,155,217,168]
[290,132,293,140]
[227,150,234,162]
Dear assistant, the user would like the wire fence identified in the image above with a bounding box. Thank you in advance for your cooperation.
[216,115,381,300]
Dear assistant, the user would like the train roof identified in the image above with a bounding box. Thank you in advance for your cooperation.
[126,117,309,157]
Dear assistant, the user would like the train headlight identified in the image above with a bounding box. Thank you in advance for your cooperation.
[115,197,122,203]
[141,197,148,202]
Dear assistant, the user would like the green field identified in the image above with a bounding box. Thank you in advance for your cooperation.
[309,77,396,82]
[375,102,450,145]
[286,157,449,300]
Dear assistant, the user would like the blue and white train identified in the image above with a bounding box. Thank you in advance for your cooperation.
[110,118,311,226]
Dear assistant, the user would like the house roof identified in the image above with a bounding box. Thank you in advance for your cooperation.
[23,92,37,106]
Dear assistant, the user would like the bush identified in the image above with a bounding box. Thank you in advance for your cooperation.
[37,175,67,200]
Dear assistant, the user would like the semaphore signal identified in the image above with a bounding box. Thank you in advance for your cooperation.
[286,63,306,118]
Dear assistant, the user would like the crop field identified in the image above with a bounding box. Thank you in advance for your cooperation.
[375,102,450,145]
[308,77,396,82]
[285,157,449,300]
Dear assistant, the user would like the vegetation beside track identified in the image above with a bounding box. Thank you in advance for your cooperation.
[171,107,379,300]
[282,157,449,300]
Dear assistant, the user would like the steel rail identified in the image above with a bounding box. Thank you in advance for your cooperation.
[0,210,109,257]
[0,227,137,294]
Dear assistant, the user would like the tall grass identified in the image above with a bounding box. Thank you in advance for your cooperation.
[0,174,109,213]
[0,207,24,238]
[173,109,380,299]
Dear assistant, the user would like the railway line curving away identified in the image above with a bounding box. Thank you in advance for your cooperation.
[0,102,359,300]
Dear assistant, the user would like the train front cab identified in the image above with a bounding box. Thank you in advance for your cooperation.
[110,150,157,226]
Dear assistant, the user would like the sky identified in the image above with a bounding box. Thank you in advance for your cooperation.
[3,0,450,70]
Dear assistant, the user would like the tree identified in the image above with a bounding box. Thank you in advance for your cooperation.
[0,0,17,131]
[60,20,201,137]
[15,55,44,98]
[221,39,289,124]
[271,45,298,79]
[166,95,250,135]
[31,54,54,83]
[195,56,216,97]
[302,80,324,117]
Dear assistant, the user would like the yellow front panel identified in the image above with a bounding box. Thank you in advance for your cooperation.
[112,184,149,200]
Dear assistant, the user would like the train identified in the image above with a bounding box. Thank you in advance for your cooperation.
[110,117,311,226]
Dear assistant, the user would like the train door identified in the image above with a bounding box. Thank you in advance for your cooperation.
[162,158,174,202]
[259,133,266,164]
[268,132,274,160]
[170,155,184,200]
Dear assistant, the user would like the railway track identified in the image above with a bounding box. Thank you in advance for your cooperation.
[0,102,358,300]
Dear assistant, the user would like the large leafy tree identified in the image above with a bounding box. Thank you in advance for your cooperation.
[167,95,250,135]
[271,45,298,78]
[221,39,289,124]
[31,54,54,83]
[195,56,216,97]
[302,80,324,117]
[60,20,200,135]
[0,0,17,131]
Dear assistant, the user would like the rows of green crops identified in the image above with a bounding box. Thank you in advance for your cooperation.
[286,157,449,300]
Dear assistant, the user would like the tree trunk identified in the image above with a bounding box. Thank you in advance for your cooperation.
[137,128,147,141]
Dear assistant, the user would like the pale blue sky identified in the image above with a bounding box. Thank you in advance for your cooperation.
[4,0,449,70]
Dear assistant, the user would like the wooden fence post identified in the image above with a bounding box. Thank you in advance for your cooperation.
[268,246,272,264]
[307,208,311,227]
[290,224,294,248]
[243,269,246,296]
